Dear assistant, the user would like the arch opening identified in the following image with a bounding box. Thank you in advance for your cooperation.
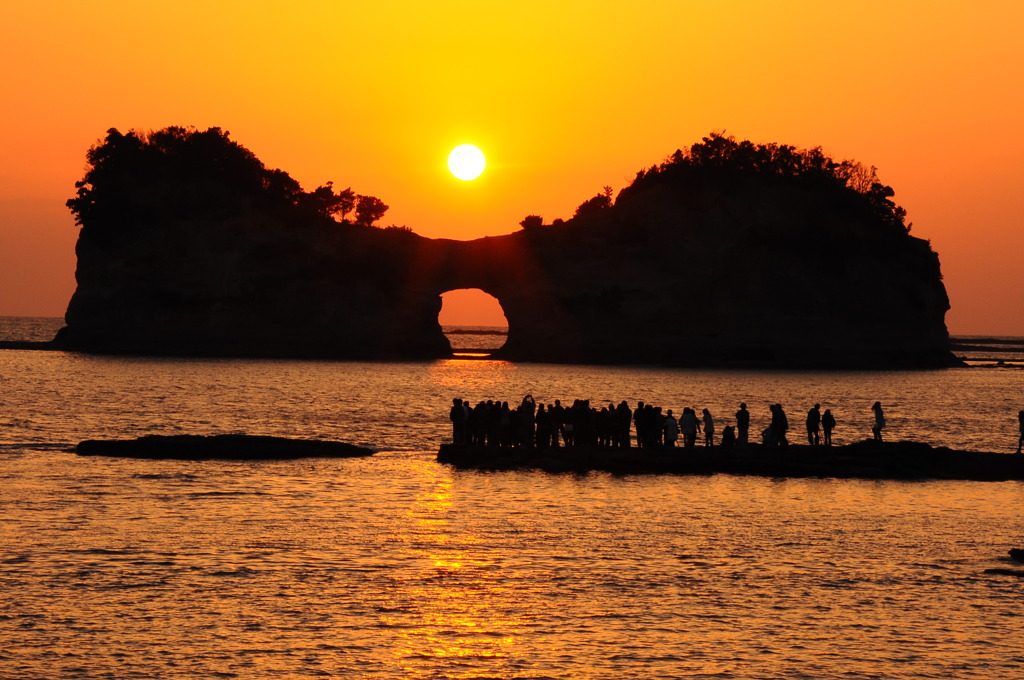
[438,288,508,358]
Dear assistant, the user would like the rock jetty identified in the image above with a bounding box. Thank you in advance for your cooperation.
[437,440,1024,481]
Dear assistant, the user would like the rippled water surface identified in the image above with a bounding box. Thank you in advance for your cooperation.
[2,323,1024,678]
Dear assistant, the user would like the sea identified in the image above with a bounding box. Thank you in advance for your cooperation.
[2,317,1023,679]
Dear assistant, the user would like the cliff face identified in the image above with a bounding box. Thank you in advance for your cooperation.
[58,129,953,367]
[62,220,449,359]
[480,172,952,367]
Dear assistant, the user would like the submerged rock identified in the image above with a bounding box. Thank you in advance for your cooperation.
[77,434,374,460]
[983,568,1024,578]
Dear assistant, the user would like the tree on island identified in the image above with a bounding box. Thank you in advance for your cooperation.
[519,214,544,230]
[354,195,389,227]
[296,181,356,221]
[615,132,909,233]
[573,185,614,219]
[66,126,390,238]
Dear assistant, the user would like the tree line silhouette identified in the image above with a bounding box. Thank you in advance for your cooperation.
[521,132,909,235]
[67,127,390,243]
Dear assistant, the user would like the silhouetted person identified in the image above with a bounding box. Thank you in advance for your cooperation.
[663,409,679,447]
[552,400,565,447]
[806,403,821,446]
[597,404,610,448]
[777,404,789,445]
[633,401,646,447]
[721,425,736,448]
[702,408,715,447]
[822,409,836,447]
[735,403,750,447]
[1017,410,1023,454]
[499,401,513,447]
[450,398,467,444]
[616,401,632,447]
[768,404,788,446]
[652,406,664,446]
[640,404,660,448]
[562,401,576,447]
[520,395,536,447]
[471,401,486,445]
[680,407,700,448]
[535,403,551,447]
[871,401,885,442]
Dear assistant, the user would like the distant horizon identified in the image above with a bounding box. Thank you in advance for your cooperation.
[6,313,1024,341]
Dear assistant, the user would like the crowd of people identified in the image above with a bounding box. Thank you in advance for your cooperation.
[447,396,884,450]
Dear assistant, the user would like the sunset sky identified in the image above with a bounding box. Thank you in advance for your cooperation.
[2,1,1022,333]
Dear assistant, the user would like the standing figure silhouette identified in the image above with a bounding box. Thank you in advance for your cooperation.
[821,409,836,447]
[1017,410,1024,454]
[806,403,821,446]
[735,403,750,447]
[871,401,886,442]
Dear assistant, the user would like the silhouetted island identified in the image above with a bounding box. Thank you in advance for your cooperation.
[56,127,954,367]
[76,434,374,460]
[437,440,1024,481]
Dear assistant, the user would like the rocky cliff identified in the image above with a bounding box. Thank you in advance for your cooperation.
[57,128,954,367]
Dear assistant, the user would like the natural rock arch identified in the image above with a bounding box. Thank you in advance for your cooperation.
[437,288,509,354]
[58,128,955,368]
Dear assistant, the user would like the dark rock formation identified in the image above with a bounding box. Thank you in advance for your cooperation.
[0,340,58,351]
[76,434,374,460]
[56,128,954,367]
[983,568,1024,578]
[437,440,1024,481]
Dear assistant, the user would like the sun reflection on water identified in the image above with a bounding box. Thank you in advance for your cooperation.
[428,358,519,392]
[382,459,525,673]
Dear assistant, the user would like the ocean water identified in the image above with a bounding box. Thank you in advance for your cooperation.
[2,318,1024,679]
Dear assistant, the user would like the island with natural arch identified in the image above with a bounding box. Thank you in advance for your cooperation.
[54,127,954,368]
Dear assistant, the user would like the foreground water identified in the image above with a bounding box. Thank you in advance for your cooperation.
[2,320,1024,678]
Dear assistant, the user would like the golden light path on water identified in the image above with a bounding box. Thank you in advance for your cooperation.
[386,460,517,668]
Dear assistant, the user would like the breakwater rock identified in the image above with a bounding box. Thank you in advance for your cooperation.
[57,128,953,367]
[437,440,1024,481]
[77,434,375,460]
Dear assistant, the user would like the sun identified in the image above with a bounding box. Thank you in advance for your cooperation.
[447,144,486,181]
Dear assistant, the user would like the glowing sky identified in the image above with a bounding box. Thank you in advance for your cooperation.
[1,1,1022,333]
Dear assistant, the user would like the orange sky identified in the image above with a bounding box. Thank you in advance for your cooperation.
[2,1,1022,334]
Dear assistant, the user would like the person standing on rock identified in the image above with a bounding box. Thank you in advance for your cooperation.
[450,398,467,444]
[663,409,679,447]
[821,409,836,447]
[871,401,886,442]
[519,395,536,447]
[1016,410,1023,454]
[721,425,736,448]
[680,407,700,448]
[768,404,789,446]
[616,400,632,448]
[633,401,646,448]
[806,404,821,446]
[735,403,750,447]
[702,408,715,447]
[552,399,566,447]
